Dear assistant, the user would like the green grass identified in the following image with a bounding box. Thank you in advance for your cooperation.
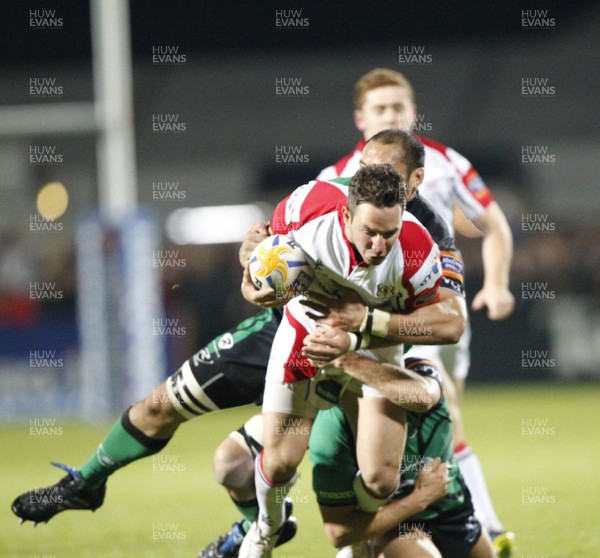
[1,384,599,557]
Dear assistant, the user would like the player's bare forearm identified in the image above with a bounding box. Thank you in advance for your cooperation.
[385,289,466,345]
[472,202,515,320]
[304,289,466,346]
[320,458,448,547]
[329,353,441,412]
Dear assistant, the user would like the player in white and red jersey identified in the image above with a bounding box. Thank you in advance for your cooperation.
[198,129,467,558]
[314,68,514,553]
[320,134,495,239]
[238,163,447,558]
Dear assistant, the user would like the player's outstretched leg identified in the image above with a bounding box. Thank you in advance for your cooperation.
[12,308,282,525]
[12,379,187,524]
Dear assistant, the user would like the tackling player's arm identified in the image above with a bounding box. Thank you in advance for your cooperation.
[319,458,448,548]
[303,284,465,348]
[327,351,441,411]
[301,241,467,364]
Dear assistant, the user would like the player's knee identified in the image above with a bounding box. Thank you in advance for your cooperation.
[139,383,182,422]
[262,451,298,483]
[213,438,254,489]
[359,465,398,499]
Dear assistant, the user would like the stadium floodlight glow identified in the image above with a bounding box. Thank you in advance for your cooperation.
[166,204,267,245]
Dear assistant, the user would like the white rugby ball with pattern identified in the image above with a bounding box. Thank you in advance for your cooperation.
[249,234,313,294]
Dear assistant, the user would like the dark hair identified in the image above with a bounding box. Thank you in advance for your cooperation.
[348,163,406,214]
[366,128,425,177]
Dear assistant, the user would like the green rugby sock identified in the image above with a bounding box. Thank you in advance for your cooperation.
[231,497,259,526]
[79,408,171,487]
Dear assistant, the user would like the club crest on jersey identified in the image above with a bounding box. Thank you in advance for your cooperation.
[376,284,395,298]
[217,333,234,350]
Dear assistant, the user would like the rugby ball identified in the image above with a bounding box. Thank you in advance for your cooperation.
[248,234,313,295]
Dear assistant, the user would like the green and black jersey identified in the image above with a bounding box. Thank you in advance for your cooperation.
[310,361,466,520]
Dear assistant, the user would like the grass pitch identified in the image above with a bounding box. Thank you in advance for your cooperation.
[1,383,599,557]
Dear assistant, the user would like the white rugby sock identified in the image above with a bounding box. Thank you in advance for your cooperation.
[455,442,504,533]
[254,450,295,536]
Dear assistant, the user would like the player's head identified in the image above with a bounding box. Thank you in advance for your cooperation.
[360,128,425,201]
[353,68,417,140]
[344,164,406,266]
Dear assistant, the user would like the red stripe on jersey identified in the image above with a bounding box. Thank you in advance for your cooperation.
[332,138,365,176]
[271,196,292,234]
[417,135,495,209]
[415,134,448,153]
[464,167,495,206]
[399,219,441,309]
[270,181,347,234]
[399,219,435,277]
[282,307,317,383]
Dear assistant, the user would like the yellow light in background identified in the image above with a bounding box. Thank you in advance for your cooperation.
[37,181,69,221]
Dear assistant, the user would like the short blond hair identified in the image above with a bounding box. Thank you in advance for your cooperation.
[353,68,415,110]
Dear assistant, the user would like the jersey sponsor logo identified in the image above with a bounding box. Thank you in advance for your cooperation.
[440,251,464,284]
[418,259,440,289]
[318,490,356,500]
[217,333,234,350]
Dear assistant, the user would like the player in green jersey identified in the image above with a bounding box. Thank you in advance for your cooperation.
[310,351,495,558]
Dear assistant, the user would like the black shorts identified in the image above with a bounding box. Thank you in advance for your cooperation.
[178,307,283,410]
[399,488,482,558]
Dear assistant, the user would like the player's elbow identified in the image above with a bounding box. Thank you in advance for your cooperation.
[402,388,438,413]
[437,295,467,344]
[443,317,465,344]
[432,316,464,345]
